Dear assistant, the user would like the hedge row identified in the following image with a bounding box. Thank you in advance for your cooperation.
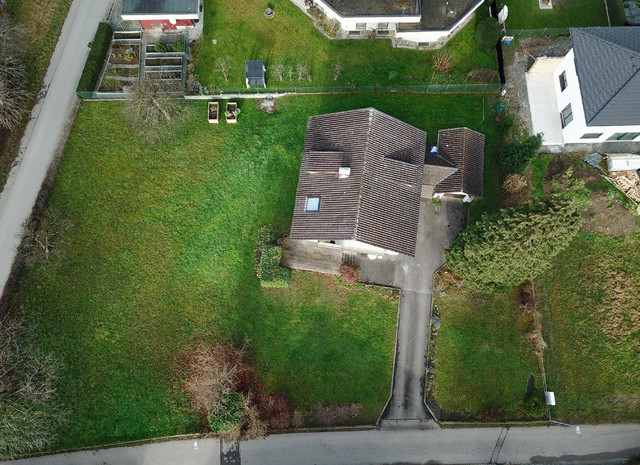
[76,22,113,92]
[258,245,290,288]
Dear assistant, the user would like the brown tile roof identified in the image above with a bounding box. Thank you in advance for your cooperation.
[433,127,484,199]
[423,153,457,186]
[289,108,425,256]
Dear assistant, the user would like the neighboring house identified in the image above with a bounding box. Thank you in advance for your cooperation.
[526,27,640,146]
[425,128,484,202]
[245,60,266,88]
[298,0,483,46]
[289,109,485,257]
[121,0,200,31]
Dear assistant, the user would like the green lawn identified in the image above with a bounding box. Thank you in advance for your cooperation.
[503,0,626,29]
[193,0,497,90]
[540,233,640,422]
[432,283,543,420]
[13,93,502,449]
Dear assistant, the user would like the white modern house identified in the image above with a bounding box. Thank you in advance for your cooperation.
[297,0,484,46]
[526,27,640,146]
[121,0,200,31]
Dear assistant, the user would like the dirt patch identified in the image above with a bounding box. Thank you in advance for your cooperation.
[596,269,640,344]
[543,155,640,236]
[605,394,640,410]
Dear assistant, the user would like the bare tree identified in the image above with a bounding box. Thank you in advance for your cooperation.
[215,56,232,83]
[0,15,27,130]
[21,209,73,268]
[123,78,183,142]
[286,66,294,81]
[333,62,343,81]
[296,63,308,81]
[269,61,285,82]
[0,317,66,459]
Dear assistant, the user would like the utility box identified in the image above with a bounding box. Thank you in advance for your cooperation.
[545,391,556,406]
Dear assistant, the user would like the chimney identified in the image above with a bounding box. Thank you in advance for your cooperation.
[338,167,351,179]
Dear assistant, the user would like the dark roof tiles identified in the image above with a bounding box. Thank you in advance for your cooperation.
[571,27,640,126]
[290,108,424,256]
[433,128,484,199]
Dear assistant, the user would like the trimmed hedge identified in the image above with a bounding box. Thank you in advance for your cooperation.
[259,245,290,288]
[76,23,113,92]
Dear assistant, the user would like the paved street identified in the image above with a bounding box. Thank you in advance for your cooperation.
[9,424,640,465]
[0,0,113,298]
[359,198,466,424]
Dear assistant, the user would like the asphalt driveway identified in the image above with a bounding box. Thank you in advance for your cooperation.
[358,198,466,426]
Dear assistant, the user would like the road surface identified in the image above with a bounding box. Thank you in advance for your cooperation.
[9,424,640,465]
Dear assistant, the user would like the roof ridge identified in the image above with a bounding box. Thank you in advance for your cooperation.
[459,128,467,192]
[353,108,375,240]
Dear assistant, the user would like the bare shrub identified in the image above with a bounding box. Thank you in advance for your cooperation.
[0,15,27,130]
[313,403,350,426]
[466,68,498,83]
[333,62,343,81]
[287,66,294,81]
[215,56,232,82]
[270,61,285,82]
[503,173,528,193]
[432,50,453,73]
[0,317,66,458]
[123,78,184,142]
[260,392,292,429]
[291,409,305,428]
[339,263,360,286]
[184,342,247,414]
[296,63,308,81]
[21,209,73,268]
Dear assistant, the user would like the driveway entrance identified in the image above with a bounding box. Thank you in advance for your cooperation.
[356,198,466,427]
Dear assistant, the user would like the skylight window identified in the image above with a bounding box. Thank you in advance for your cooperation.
[306,197,321,212]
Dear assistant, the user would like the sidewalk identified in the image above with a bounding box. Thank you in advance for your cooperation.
[0,0,113,298]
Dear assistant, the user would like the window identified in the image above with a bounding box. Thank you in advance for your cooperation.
[356,22,366,29]
[580,133,603,139]
[376,29,390,35]
[608,132,640,141]
[348,30,361,36]
[377,22,389,29]
[305,197,321,212]
[559,71,567,92]
[560,104,573,128]
[418,42,430,47]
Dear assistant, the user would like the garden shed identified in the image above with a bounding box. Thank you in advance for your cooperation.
[245,60,266,88]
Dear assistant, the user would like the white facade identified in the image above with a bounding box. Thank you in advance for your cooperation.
[120,12,199,20]
[317,239,399,257]
[527,50,640,146]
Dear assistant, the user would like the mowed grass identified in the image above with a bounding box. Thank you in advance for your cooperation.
[433,284,542,419]
[503,0,626,29]
[14,93,502,448]
[540,234,640,423]
[194,0,497,89]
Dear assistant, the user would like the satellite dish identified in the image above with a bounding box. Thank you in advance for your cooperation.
[498,5,509,23]
[169,18,177,25]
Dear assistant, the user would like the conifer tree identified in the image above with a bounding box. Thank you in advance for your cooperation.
[446,199,580,293]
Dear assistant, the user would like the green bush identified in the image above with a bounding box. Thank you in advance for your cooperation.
[154,41,168,53]
[497,113,515,132]
[498,133,543,174]
[522,393,546,417]
[172,40,185,52]
[76,23,113,92]
[474,17,501,49]
[259,245,290,288]
[208,393,245,433]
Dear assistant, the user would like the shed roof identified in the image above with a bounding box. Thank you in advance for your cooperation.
[432,127,484,199]
[290,108,425,256]
[122,0,198,15]
[245,60,265,87]
[571,27,640,126]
